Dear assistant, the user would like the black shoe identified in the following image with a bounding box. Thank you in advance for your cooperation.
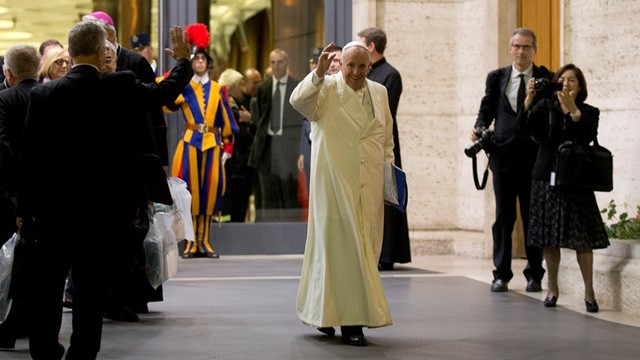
[63,300,73,309]
[181,252,194,259]
[585,299,599,313]
[32,342,64,359]
[0,324,17,349]
[340,326,367,346]
[378,261,394,271]
[104,306,139,322]
[490,279,508,292]
[341,334,367,346]
[205,251,220,259]
[543,295,558,307]
[132,303,149,314]
[0,335,16,349]
[317,327,335,337]
[526,279,542,292]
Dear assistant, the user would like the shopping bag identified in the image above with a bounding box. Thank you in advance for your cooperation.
[143,215,164,289]
[168,177,194,241]
[155,212,179,282]
[0,233,18,323]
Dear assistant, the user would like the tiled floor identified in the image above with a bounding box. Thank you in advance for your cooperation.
[410,255,640,328]
[2,254,639,359]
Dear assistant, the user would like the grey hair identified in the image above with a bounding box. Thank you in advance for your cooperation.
[218,68,244,88]
[68,21,106,58]
[511,28,537,51]
[4,44,40,80]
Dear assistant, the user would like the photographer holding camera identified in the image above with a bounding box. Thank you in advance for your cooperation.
[472,28,553,293]
[518,64,609,312]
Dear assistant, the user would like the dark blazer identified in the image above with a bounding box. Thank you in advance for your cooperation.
[0,79,38,198]
[17,60,192,222]
[117,45,171,165]
[248,76,304,173]
[520,99,599,180]
[474,64,553,172]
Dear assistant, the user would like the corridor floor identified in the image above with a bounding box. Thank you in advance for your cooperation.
[3,255,639,359]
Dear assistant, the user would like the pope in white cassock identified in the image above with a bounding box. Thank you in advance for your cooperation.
[289,41,394,346]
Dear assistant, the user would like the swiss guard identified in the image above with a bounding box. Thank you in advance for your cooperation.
[164,23,238,258]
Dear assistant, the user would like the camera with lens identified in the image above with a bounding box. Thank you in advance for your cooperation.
[464,127,495,158]
[533,78,563,92]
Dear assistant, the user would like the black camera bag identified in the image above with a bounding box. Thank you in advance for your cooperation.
[551,139,613,192]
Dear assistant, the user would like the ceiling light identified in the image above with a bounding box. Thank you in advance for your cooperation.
[0,31,33,40]
[0,6,8,15]
[0,19,14,29]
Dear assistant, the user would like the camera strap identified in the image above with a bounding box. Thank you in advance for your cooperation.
[472,154,490,190]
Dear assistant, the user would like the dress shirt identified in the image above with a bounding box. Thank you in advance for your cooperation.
[508,64,533,112]
[269,76,287,136]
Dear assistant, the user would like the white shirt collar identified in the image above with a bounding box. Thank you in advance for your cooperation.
[273,75,288,87]
[512,64,533,79]
[192,72,210,85]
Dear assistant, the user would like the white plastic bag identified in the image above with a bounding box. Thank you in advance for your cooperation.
[143,216,164,289]
[168,177,194,242]
[0,233,18,323]
[155,212,178,281]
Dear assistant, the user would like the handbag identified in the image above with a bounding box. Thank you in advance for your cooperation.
[551,138,613,192]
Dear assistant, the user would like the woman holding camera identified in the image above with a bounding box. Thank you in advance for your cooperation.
[519,63,609,312]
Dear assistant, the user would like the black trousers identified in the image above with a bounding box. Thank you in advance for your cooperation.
[491,165,545,283]
[25,211,128,360]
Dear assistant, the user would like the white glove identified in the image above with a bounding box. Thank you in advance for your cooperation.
[221,152,231,165]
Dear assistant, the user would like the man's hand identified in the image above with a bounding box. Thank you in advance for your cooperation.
[165,25,190,60]
[315,42,338,77]
[238,105,251,123]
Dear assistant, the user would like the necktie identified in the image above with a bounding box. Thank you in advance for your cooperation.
[271,82,283,134]
[517,74,526,112]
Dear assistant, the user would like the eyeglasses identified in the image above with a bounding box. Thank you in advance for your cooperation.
[54,58,71,66]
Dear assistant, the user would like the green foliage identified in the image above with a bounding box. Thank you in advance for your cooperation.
[601,200,640,240]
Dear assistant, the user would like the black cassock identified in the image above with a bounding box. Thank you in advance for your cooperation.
[368,58,411,267]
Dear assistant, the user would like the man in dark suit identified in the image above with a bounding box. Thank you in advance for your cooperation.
[85,11,170,319]
[15,21,191,360]
[0,43,40,350]
[248,49,305,218]
[473,28,552,293]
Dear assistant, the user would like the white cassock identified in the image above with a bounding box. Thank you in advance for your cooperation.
[289,71,394,328]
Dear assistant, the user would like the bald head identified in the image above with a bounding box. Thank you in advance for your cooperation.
[244,67,262,96]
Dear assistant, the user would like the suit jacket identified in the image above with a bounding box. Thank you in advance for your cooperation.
[474,64,553,172]
[248,76,304,174]
[17,60,192,222]
[117,46,171,165]
[0,79,38,198]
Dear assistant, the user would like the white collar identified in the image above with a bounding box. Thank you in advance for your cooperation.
[192,72,210,84]
[512,64,533,78]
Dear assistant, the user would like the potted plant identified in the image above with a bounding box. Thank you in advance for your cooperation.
[601,200,640,240]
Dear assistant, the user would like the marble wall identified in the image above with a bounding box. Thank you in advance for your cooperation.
[354,0,640,257]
